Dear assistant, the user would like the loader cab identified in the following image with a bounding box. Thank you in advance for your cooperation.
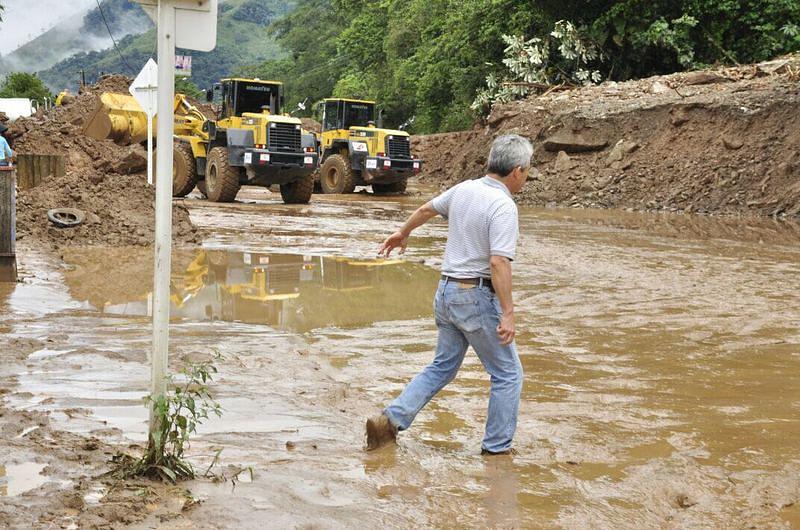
[218,78,285,120]
[321,98,376,132]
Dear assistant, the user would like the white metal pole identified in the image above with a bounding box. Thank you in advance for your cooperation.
[150,0,175,435]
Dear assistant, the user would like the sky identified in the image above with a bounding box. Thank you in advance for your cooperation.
[0,0,97,52]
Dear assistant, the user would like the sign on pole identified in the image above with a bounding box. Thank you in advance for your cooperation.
[129,59,158,186]
[136,0,218,52]
[175,55,192,77]
[133,0,217,443]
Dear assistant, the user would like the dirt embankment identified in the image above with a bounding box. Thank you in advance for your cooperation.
[413,56,800,218]
[7,75,201,249]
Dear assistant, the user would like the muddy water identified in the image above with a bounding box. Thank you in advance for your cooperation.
[62,248,438,333]
[2,187,800,528]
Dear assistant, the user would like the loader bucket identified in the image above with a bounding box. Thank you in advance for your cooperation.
[82,92,149,146]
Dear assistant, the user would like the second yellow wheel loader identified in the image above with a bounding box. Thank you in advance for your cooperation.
[316,98,422,195]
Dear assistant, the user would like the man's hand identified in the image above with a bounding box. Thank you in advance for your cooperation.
[378,230,408,257]
[497,312,515,345]
[377,202,439,258]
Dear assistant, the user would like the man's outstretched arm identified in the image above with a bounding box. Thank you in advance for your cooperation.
[378,201,439,257]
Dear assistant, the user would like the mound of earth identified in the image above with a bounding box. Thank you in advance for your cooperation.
[16,171,200,249]
[413,55,800,218]
[7,74,201,249]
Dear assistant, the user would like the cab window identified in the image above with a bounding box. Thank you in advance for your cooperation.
[343,103,374,128]
[324,101,341,131]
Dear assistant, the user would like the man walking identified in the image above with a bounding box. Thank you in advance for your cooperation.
[367,134,532,455]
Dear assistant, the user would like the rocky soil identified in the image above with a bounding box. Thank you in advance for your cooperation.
[5,75,202,249]
[412,55,800,218]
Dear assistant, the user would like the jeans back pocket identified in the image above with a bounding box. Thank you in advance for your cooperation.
[448,298,483,333]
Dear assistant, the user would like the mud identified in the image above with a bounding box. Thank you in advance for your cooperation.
[413,55,800,218]
[7,74,201,250]
[1,188,799,528]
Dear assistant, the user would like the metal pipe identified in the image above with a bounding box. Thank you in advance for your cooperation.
[149,0,176,438]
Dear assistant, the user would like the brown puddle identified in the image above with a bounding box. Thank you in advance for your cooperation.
[60,248,439,332]
[1,189,800,528]
[0,463,48,496]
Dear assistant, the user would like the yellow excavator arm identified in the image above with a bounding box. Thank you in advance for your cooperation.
[82,92,208,146]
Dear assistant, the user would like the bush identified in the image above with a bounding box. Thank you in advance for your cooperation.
[112,353,223,483]
[0,72,53,105]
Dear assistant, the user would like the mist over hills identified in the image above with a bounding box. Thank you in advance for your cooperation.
[0,0,152,78]
[34,0,293,93]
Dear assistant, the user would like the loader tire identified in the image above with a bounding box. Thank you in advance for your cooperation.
[320,154,356,194]
[153,141,197,197]
[196,180,207,198]
[172,141,198,197]
[280,172,314,204]
[205,147,241,203]
[372,180,407,195]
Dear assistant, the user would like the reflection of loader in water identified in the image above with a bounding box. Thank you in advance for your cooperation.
[320,257,402,292]
[183,251,312,326]
[96,249,435,330]
[84,249,435,329]
[172,253,406,329]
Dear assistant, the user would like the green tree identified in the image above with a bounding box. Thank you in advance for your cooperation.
[0,72,53,105]
[247,0,800,133]
[590,0,800,79]
[175,76,204,99]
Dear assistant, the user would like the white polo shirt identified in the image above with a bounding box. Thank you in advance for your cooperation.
[431,176,519,279]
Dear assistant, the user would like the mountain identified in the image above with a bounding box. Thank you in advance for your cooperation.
[36,0,295,93]
[0,0,152,77]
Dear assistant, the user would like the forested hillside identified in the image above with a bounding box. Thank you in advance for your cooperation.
[38,0,295,93]
[0,0,151,77]
[246,0,800,133]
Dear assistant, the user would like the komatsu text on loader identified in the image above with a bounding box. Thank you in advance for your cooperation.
[83,78,318,203]
[316,98,421,194]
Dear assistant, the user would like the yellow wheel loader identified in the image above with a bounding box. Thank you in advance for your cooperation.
[83,78,318,204]
[316,98,421,194]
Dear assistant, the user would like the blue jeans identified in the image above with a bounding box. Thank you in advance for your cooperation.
[384,279,523,453]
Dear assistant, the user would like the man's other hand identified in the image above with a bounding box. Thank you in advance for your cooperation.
[378,231,408,257]
[497,312,515,345]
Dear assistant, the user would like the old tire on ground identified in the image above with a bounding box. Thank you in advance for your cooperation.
[320,154,356,194]
[205,147,241,202]
[280,172,314,204]
[372,180,407,195]
[47,208,86,228]
[196,180,207,198]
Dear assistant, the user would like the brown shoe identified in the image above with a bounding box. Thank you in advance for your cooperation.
[365,414,397,451]
[481,448,518,456]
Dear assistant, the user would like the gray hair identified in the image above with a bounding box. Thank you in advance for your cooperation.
[487,134,533,177]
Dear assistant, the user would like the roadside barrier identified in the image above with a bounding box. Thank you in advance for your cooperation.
[0,165,16,282]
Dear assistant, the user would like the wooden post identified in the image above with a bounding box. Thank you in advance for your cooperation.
[0,166,17,282]
[16,154,66,191]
